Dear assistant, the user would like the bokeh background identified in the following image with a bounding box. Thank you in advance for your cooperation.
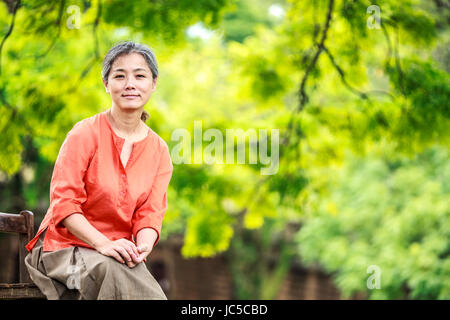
[0,0,449,299]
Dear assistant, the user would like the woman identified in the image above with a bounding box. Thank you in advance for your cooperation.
[24,41,173,300]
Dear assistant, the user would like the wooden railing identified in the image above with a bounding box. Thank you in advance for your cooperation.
[0,210,45,299]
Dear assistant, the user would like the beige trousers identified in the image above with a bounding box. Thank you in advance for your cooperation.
[24,229,167,300]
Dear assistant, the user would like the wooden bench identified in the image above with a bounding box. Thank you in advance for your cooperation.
[0,210,46,299]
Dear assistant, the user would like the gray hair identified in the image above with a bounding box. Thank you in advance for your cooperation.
[102,41,158,122]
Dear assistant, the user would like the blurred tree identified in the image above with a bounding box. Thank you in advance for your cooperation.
[296,146,450,299]
[0,0,231,220]
[0,0,448,300]
[220,0,449,299]
[220,0,286,43]
[0,0,231,177]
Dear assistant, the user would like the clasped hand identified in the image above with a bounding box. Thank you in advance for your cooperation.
[96,238,152,268]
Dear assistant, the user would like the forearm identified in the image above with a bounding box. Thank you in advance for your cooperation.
[136,228,158,249]
[61,213,110,250]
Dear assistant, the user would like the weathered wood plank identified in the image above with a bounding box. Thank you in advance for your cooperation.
[0,283,46,299]
[0,210,37,298]
[0,213,27,234]
[19,211,34,283]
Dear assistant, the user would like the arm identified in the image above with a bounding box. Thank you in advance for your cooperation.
[62,213,140,266]
[61,213,110,251]
[50,121,138,266]
[136,228,158,249]
[135,228,159,262]
[131,142,173,254]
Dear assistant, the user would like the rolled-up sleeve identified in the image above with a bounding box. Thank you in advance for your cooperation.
[132,142,173,247]
[50,121,96,229]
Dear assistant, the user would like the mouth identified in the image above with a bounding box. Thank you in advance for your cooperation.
[122,94,140,99]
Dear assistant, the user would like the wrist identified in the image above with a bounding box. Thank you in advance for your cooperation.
[137,242,152,251]
[136,228,158,248]
[92,236,111,250]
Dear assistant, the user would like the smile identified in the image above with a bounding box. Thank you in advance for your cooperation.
[122,95,139,99]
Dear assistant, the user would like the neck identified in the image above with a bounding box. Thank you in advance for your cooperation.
[109,106,142,136]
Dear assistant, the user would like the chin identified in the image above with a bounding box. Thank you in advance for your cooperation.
[116,104,144,111]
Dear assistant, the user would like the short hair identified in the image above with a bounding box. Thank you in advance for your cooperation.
[102,41,159,122]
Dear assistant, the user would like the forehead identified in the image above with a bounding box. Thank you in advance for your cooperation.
[111,52,150,71]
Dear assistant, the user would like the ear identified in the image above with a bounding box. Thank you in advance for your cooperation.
[102,78,109,94]
[151,76,158,92]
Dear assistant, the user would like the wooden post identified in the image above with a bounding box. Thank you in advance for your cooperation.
[18,210,33,283]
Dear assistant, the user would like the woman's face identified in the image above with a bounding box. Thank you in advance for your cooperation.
[104,52,157,111]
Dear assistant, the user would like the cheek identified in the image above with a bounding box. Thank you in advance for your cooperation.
[110,84,123,94]
[139,82,154,95]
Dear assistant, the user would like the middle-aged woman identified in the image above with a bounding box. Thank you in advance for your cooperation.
[24,41,173,300]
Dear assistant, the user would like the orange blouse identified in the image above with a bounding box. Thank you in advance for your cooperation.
[25,109,173,252]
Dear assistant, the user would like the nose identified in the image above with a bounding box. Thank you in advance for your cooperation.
[125,79,136,90]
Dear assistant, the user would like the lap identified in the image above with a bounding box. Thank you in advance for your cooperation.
[25,229,167,300]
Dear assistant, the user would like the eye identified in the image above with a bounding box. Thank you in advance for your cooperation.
[114,75,124,78]
[137,74,145,78]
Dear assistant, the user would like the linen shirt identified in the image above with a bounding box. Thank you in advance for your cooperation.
[25,109,173,252]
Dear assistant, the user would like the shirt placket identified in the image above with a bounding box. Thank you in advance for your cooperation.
[119,172,128,206]
[114,137,129,207]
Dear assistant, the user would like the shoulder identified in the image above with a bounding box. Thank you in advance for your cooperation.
[67,113,100,138]
[147,126,170,154]
[146,127,172,170]
[63,113,100,150]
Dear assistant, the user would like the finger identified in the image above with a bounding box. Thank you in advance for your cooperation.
[115,246,132,262]
[121,239,140,259]
[125,242,141,262]
[108,250,125,264]
[120,242,136,258]
[131,243,140,257]
[137,251,150,263]
[126,260,137,268]
[125,242,140,261]
[135,252,147,263]
[138,243,150,253]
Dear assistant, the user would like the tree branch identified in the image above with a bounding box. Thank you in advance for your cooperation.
[68,0,103,93]
[323,45,394,99]
[29,0,66,60]
[432,0,450,10]
[281,0,335,148]
[0,87,37,137]
[93,0,102,60]
[394,26,406,96]
[18,0,66,60]
[322,45,370,100]
[297,0,334,111]
[0,0,21,75]
[381,23,393,65]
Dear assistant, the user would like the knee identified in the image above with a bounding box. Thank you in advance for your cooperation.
[93,255,125,280]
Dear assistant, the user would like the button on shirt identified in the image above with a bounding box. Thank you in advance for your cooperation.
[25,110,174,252]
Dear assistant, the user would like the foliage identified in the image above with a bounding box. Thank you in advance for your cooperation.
[296,146,450,299]
[0,0,448,299]
[0,0,231,176]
